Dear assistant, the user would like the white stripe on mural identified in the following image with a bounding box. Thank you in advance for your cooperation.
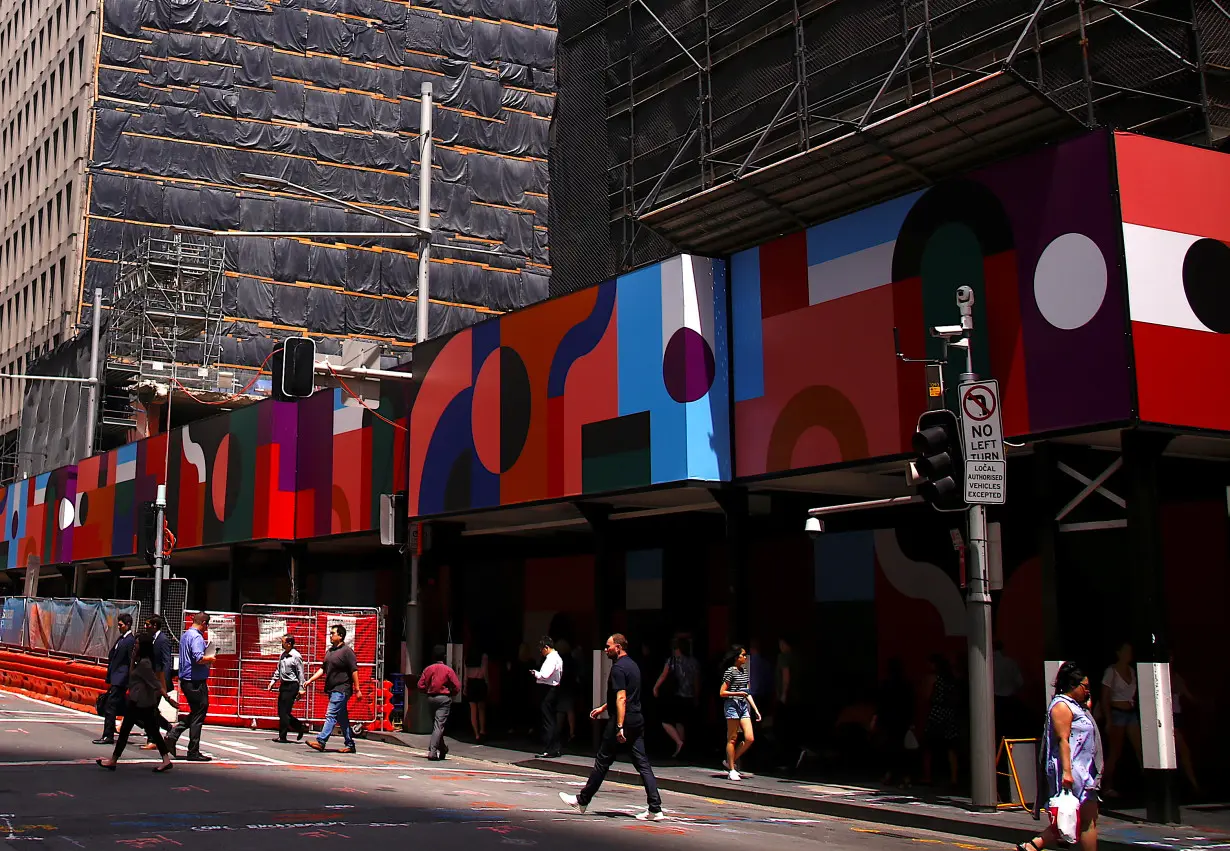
[660,254,684,356]
[807,240,895,307]
[1122,222,1208,332]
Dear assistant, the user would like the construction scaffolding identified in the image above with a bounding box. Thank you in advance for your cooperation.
[109,236,227,388]
[550,0,1230,290]
[103,235,227,431]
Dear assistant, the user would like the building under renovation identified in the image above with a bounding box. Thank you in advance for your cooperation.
[12,0,556,477]
[551,0,1230,292]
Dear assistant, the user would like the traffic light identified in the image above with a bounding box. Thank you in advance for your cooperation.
[911,410,965,512]
[138,501,158,566]
[272,336,316,400]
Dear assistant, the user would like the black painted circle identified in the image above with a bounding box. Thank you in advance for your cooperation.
[77,493,89,526]
[224,438,244,519]
[9,509,17,538]
[1182,238,1230,334]
[499,346,532,473]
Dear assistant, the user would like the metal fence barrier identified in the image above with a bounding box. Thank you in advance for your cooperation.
[0,596,141,661]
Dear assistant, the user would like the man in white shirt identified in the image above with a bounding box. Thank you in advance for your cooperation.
[531,636,563,758]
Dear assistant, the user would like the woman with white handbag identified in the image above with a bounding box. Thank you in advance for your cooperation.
[1018,662,1103,851]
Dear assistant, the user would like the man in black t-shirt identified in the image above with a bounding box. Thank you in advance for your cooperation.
[303,623,362,753]
[559,633,663,820]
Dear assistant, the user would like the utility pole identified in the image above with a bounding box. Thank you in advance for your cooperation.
[85,288,102,455]
[956,287,997,810]
[402,81,433,732]
[416,81,433,347]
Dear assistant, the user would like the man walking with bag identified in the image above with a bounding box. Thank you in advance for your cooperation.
[165,612,216,762]
[304,623,362,754]
[559,634,664,821]
[94,613,135,745]
[418,645,461,760]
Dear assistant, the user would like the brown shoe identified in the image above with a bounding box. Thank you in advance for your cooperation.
[141,742,158,751]
[339,746,356,754]
[306,740,325,752]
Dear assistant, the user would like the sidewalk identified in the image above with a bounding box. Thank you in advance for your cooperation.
[367,730,1229,851]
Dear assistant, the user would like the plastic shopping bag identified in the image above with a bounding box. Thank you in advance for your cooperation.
[158,692,178,725]
[1048,790,1080,845]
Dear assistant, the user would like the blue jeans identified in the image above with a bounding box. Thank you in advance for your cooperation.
[317,691,354,748]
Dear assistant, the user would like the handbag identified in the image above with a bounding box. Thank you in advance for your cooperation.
[158,694,178,725]
[94,691,109,717]
[1049,790,1081,844]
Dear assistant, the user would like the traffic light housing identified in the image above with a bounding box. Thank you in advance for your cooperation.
[911,410,965,512]
[138,501,158,566]
[272,336,316,400]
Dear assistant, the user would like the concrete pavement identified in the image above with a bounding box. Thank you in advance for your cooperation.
[0,688,1024,851]
[368,728,1230,851]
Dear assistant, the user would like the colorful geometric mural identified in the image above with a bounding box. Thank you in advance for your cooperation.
[731,131,1133,477]
[1,466,79,569]
[409,255,730,516]
[1118,132,1230,431]
[295,387,409,539]
[164,402,297,549]
[73,437,166,561]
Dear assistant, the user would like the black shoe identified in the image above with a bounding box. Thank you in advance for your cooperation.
[297,730,305,742]
[185,753,212,762]
[536,752,561,759]
[93,737,115,746]
[272,737,289,743]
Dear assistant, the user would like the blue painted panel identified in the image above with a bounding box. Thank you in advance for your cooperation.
[730,248,764,403]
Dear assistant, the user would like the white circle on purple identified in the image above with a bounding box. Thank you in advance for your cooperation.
[1033,232,1107,330]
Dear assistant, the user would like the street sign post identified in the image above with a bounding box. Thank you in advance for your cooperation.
[959,380,1004,462]
[965,459,1006,505]
[959,380,1006,505]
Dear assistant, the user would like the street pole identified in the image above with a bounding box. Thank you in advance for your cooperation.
[957,290,997,810]
[153,483,167,615]
[416,81,433,346]
[85,287,102,456]
[402,81,433,733]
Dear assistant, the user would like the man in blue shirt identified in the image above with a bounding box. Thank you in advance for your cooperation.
[165,612,216,761]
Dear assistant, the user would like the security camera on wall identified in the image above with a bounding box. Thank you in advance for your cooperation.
[805,516,824,538]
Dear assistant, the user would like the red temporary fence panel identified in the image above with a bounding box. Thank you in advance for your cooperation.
[181,606,385,728]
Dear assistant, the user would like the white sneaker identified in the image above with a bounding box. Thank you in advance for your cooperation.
[728,769,742,781]
[559,792,586,813]
[635,809,666,821]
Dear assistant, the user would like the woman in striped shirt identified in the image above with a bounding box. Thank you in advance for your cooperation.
[720,645,762,781]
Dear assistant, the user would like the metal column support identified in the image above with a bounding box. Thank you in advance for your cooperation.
[1122,429,1179,825]
[711,488,750,646]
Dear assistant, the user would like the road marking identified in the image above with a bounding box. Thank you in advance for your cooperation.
[4,693,96,718]
[202,740,288,764]
[216,740,259,750]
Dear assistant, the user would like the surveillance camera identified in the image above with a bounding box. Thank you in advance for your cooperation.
[956,286,974,305]
[805,516,824,538]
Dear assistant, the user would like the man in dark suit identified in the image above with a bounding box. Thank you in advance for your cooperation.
[94,613,135,745]
[140,615,175,750]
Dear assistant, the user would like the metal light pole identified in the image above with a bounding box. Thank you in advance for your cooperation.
[85,288,102,455]
[957,289,997,810]
[404,81,433,733]
[416,81,433,346]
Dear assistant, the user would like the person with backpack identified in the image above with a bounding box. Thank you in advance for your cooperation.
[96,631,173,773]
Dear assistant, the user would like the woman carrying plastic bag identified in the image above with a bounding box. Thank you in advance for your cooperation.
[1017,662,1103,851]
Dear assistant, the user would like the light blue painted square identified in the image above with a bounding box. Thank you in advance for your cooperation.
[730,248,764,402]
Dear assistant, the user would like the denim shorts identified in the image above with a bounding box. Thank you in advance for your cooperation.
[1111,707,1138,727]
[724,698,750,720]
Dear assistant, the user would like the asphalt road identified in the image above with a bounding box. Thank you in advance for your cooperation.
[0,690,1000,851]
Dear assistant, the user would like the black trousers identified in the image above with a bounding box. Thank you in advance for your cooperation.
[114,702,168,761]
[101,684,125,739]
[539,685,560,754]
[277,681,307,739]
[578,720,662,812]
[167,679,209,755]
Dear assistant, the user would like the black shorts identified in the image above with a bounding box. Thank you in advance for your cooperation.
[660,696,696,725]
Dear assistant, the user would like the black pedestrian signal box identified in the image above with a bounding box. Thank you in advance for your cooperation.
[138,501,158,567]
[273,336,316,400]
[911,410,966,512]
